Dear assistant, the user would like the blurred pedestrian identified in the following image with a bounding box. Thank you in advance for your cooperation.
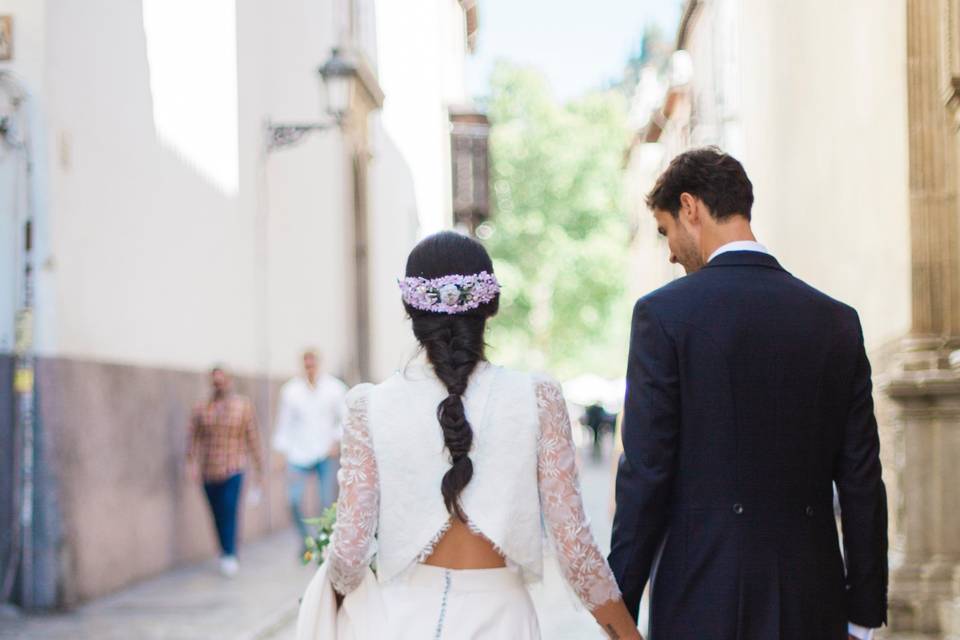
[186,365,264,577]
[582,402,616,461]
[272,349,347,553]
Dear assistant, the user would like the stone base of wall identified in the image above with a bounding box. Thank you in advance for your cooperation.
[26,356,300,607]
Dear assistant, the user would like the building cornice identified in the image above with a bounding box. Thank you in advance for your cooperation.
[459,0,479,52]
[676,0,701,49]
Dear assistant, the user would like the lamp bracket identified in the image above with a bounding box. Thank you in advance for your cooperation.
[265,119,337,152]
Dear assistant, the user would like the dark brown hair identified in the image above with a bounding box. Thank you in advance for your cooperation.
[646,147,754,221]
[403,231,499,521]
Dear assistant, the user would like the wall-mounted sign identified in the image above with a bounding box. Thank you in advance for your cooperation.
[0,16,12,61]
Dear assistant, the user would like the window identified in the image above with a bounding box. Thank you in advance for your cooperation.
[449,110,490,233]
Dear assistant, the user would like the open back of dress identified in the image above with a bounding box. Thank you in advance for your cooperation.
[326,361,621,613]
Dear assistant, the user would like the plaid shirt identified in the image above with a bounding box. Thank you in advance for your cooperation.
[188,393,264,482]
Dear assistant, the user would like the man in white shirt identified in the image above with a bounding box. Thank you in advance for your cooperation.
[272,350,348,551]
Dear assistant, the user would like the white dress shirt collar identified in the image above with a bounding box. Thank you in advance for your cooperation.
[708,240,770,263]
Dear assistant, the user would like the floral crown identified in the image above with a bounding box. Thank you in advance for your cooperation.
[398,271,501,315]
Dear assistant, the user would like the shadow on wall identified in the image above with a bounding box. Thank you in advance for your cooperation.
[47,0,251,368]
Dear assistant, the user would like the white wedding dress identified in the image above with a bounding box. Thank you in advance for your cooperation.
[296,362,620,639]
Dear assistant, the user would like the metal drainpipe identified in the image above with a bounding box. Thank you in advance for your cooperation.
[1,71,36,608]
[13,218,33,609]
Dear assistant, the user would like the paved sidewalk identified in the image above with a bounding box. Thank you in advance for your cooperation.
[1,442,636,640]
[0,530,313,640]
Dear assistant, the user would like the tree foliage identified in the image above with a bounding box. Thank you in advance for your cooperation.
[481,62,632,379]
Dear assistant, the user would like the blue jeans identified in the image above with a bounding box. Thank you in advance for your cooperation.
[288,459,338,542]
[203,473,243,557]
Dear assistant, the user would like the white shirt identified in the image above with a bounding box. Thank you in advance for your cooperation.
[708,240,771,262]
[709,240,876,640]
[272,374,348,467]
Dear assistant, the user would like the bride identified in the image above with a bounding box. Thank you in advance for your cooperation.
[297,231,641,639]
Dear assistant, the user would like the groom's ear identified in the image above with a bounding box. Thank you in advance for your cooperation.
[678,192,701,226]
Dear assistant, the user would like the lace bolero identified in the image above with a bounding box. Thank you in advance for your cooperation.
[326,378,621,612]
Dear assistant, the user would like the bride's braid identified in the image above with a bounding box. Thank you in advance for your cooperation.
[412,315,484,521]
[403,232,499,522]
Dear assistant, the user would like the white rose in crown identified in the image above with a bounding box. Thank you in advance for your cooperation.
[438,284,462,306]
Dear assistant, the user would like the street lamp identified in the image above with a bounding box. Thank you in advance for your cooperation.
[260,47,382,382]
[319,47,355,122]
[265,47,357,152]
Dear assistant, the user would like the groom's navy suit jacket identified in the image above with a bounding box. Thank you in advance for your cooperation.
[609,251,888,640]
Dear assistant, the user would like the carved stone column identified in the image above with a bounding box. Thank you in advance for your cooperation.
[904,0,960,349]
[940,1,960,634]
[884,375,960,636]
[883,1,960,637]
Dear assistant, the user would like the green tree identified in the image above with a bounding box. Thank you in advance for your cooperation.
[482,62,632,380]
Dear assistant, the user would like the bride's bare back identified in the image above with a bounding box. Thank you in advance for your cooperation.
[422,518,506,569]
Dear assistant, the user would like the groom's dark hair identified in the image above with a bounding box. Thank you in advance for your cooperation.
[646,147,754,221]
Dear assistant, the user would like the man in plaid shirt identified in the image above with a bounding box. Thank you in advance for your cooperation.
[187,365,264,577]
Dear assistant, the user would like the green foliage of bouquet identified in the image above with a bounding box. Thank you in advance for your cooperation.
[301,502,337,566]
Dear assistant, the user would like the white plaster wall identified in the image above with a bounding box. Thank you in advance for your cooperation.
[1,0,497,383]
[41,0,254,373]
[0,0,370,380]
[366,0,472,380]
[367,114,420,381]
[237,0,353,380]
[632,0,910,351]
[736,0,910,350]
[625,142,683,301]
[374,0,468,234]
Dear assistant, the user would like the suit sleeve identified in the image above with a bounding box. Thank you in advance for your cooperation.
[608,298,681,621]
[834,314,888,628]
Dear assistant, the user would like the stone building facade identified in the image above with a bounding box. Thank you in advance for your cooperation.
[624,1,960,636]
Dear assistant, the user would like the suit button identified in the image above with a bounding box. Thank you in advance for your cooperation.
[805,505,815,517]
[733,503,744,515]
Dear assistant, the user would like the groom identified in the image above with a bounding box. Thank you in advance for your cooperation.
[609,148,887,640]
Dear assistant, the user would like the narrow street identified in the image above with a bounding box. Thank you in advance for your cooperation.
[1,444,627,640]
[0,529,314,640]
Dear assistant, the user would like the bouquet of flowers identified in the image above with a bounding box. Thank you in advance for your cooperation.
[302,502,337,566]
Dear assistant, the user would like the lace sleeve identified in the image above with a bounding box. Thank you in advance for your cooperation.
[536,378,622,612]
[328,386,379,596]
